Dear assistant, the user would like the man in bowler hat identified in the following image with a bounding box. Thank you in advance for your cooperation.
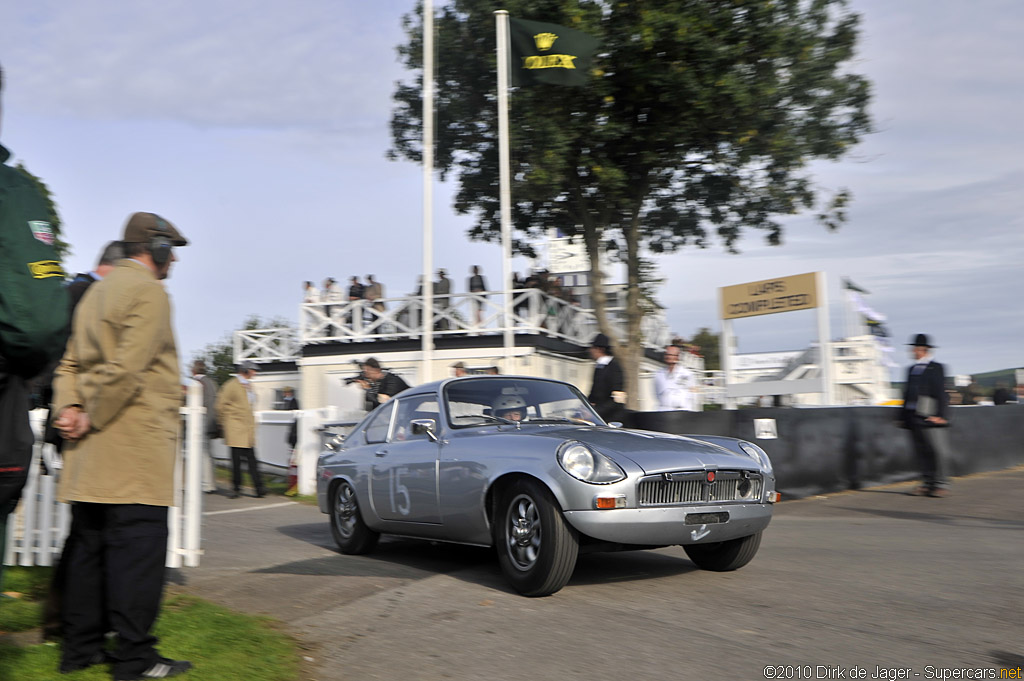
[900,333,950,497]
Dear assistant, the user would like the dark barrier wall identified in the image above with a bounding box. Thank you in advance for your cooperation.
[629,405,1024,499]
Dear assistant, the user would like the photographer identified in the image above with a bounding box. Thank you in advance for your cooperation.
[355,357,410,412]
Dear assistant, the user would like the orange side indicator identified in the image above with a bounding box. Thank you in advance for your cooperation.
[595,495,627,509]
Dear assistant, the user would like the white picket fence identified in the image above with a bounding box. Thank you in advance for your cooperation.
[3,383,351,569]
[3,382,208,569]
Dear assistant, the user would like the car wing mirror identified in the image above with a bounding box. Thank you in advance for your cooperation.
[411,418,439,442]
[608,421,623,429]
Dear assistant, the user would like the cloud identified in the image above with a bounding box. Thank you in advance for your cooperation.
[2,0,412,131]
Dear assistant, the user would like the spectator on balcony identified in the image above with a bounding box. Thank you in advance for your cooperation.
[303,280,320,303]
[321,277,343,332]
[434,269,451,331]
[365,275,386,327]
[468,265,487,328]
[344,276,363,328]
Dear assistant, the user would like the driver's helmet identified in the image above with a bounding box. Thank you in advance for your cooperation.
[492,394,526,419]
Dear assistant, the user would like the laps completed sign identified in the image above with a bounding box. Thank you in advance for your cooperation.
[721,272,819,320]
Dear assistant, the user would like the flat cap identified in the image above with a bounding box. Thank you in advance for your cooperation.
[122,212,188,246]
[238,361,259,373]
[451,361,466,369]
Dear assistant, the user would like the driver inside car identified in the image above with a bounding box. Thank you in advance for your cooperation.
[492,394,527,422]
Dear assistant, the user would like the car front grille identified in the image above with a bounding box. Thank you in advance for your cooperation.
[637,470,763,506]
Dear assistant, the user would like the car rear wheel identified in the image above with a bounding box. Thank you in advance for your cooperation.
[330,480,379,555]
[683,531,762,571]
[494,479,578,597]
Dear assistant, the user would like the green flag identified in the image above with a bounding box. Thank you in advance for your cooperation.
[508,18,599,87]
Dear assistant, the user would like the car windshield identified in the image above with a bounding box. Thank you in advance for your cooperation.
[444,378,602,428]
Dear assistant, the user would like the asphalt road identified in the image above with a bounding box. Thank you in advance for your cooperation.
[180,468,1024,681]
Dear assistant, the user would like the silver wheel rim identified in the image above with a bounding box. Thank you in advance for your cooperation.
[505,493,541,571]
[333,483,358,539]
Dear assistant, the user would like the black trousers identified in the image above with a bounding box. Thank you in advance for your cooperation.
[230,447,265,494]
[61,502,169,675]
[909,423,949,489]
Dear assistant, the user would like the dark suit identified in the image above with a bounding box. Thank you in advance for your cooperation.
[589,357,625,423]
[901,359,949,490]
[282,395,299,448]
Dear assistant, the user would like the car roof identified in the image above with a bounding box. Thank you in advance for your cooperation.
[410,375,578,398]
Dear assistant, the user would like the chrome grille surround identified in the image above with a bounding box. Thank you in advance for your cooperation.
[637,470,764,506]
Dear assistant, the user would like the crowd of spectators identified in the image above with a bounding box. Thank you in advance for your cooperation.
[300,266,592,337]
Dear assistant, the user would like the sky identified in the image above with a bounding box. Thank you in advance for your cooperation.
[2,0,1021,380]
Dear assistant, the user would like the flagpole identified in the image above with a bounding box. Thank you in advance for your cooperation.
[421,0,435,381]
[495,9,514,373]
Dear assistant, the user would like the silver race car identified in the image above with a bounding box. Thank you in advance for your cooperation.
[317,375,778,596]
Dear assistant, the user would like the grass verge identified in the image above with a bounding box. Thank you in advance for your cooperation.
[0,567,300,681]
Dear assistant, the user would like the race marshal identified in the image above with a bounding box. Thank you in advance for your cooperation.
[720,272,819,320]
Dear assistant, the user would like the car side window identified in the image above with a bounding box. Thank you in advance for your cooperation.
[364,401,396,444]
[391,395,440,442]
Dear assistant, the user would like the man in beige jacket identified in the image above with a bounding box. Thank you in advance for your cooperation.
[52,212,192,680]
[216,361,266,499]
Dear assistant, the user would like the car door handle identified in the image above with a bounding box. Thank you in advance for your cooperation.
[375,450,387,457]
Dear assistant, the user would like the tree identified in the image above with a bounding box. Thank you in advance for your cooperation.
[15,163,71,261]
[688,327,721,371]
[193,315,292,386]
[390,0,871,406]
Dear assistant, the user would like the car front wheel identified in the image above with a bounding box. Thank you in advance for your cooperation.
[330,480,379,555]
[683,531,762,571]
[494,479,578,597]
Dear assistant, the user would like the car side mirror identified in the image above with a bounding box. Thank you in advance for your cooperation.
[608,421,623,429]
[411,418,439,442]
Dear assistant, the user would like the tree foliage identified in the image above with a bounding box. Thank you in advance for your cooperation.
[390,0,871,403]
[687,327,721,371]
[192,315,292,386]
[14,163,71,261]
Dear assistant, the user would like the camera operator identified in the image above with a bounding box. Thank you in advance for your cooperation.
[355,357,410,412]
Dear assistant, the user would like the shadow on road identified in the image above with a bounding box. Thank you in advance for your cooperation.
[265,522,699,593]
[827,505,1024,529]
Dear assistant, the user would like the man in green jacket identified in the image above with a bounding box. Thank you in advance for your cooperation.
[0,63,69,595]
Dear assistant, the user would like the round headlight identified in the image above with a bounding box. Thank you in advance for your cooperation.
[739,441,772,472]
[560,444,594,479]
[558,442,626,484]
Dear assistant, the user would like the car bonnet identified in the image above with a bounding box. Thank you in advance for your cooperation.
[521,426,761,475]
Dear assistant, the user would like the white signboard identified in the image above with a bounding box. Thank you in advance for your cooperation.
[754,418,778,440]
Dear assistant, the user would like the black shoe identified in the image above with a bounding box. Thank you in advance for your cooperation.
[228,491,240,499]
[255,490,267,498]
[60,651,108,674]
[114,658,192,680]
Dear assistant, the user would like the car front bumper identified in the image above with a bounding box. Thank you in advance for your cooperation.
[563,503,772,545]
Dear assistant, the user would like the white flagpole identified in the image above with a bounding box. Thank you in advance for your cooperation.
[421,0,435,382]
[495,10,514,373]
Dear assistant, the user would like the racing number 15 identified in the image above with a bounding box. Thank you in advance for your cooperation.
[389,466,411,516]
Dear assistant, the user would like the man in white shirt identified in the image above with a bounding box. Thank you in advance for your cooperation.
[655,344,697,411]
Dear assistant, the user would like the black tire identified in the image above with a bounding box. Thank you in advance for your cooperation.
[494,479,579,597]
[330,479,379,555]
[683,531,762,571]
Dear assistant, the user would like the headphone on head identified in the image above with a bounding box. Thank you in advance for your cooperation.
[150,217,174,265]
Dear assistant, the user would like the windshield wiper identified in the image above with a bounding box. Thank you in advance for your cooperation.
[451,414,516,425]
[526,416,594,425]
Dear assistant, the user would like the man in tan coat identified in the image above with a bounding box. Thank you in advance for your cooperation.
[216,361,266,499]
[52,212,192,680]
